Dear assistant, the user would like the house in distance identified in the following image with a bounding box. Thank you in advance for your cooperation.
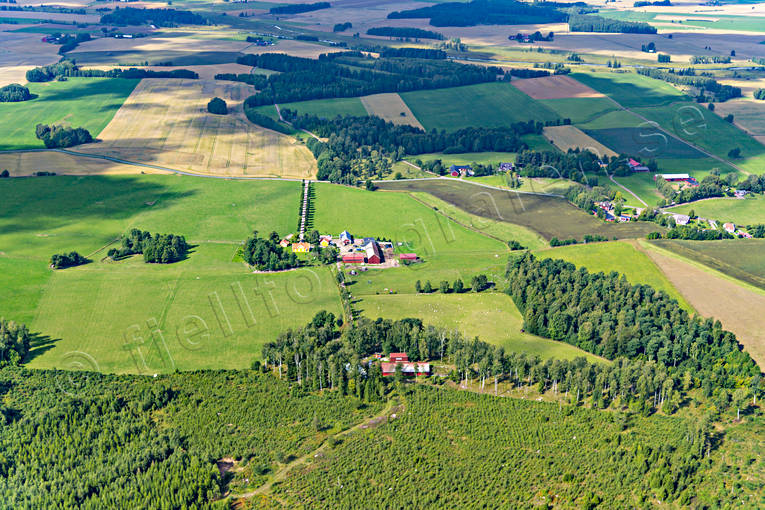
[381,352,431,376]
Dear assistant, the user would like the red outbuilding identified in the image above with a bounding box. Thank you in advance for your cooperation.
[399,253,418,261]
[342,253,366,264]
[390,352,408,362]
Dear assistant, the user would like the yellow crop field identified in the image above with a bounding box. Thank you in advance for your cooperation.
[0,151,171,177]
[79,78,317,179]
[361,93,424,129]
[543,125,618,158]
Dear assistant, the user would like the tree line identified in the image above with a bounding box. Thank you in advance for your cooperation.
[99,7,208,26]
[568,13,657,34]
[108,229,188,263]
[387,0,568,27]
[26,60,198,82]
[637,68,741,102]
[0,320,29,367]
[366,27,445,40]
[379,47,446,59]
[269,2,329,14]
[242,231,299,271]
[238,52,502,106]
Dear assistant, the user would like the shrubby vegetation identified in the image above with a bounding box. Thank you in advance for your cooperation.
[35,123,92,148]
[0,83,31,102]
[689,55,731,65]
[387,0,568,27]
[333,22,352,32]
[239,52,502,106]
[207,97,227,115]
[107,229,189,263]
[366,27,444,40]
[655,173,732,204]
[0,320,29,367]
[242,231,299,271]
[50,251,89,269]
[269,2,330,14]
[569,13,657,34]
[99,7,207,26]
[244,109,293,134]
[634,0,670,5]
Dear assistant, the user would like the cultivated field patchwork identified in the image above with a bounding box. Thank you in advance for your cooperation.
[543,125,618,158]
[511,74,605,100]
[79,78,317,178]
[361,93,424,129]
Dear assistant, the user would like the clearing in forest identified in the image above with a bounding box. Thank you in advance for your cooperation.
[360,93,424,129]
[78,78,317,179]
[511,75,605,100]
[543,125,617,158]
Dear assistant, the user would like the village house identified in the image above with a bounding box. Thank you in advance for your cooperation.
[390,352,408,362]
[320,235,332,247]
[499,162,514,172]
[291,242,311,253]
[628,158,649,172]
[673,214,690,226]
[449,165,474,177]
[279,238,290,248]
[339,230,353,245]
[723,222,736,234]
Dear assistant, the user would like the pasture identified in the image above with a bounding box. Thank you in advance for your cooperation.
[650,238,765,292]
[640,241,765,369]
[0,78,139,150]
[583,127,708,160]
[543,125,618,158]
[400,82,560,132]
[376,179,663,241]
[78,78,317,178]
[570,71,688,108]
[611,174,663,206]
[359,293,602,361]
[538,97,618,124]
[0,175,348,373]
[666,196,765,225]
[255,97,367,121]
[535,240,693,311]
[360,93,423,129]
[713,99,765,146]
[409,151,519,167]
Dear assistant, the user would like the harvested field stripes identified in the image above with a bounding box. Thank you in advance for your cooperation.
[543,125,618,158]
[360,93,424,129]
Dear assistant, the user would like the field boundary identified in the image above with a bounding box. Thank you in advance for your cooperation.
[372,176,565,198]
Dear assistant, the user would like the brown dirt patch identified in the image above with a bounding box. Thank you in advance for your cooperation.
[77,78,316,179]
[543,125,617,158]
[512,75,604,100]
[0,151,170,177]
[640,243,765,370]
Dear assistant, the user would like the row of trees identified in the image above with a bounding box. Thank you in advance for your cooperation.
[379,47,446,59]
[107,229,188,263]
[366,27,444,40]
[414,275,488,294]
[239,52,502,107]
[638,67,741,102]
[242,231,299,271]
[650,225,733,240]
[387,0,567,27]
[269,2,329,14]
[50,251,89,269]
[27,60,198,82]
[35,123,92,149]
[0,83,30,102]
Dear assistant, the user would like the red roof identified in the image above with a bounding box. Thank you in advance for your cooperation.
[389,352,408,359]
[342,253,365,263]
[628,158,640,167]
[399,253,418,260]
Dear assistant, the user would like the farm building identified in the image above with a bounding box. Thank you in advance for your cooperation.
[628,158,649,172]
[381,362,431,377]
[279,239,290,248]
[655,173,690,182]
[320,235,332,247]
[723,222,736,233]
[399,253,418,262]
[364,241,382,264]
[673,214,690,226]
[340,231,353,245]
[342,253,365,264]
[449,165,474,177]
[390,352,408,362]
[291,242,311,253]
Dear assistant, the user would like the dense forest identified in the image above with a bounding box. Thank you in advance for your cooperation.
[366,27,445,40]
[242,231,299,271]
[568,13,657,34]
[99,7,208,27]
[26,60,198,82]
[387,0,569,27]
[638,68,741,102]
[0,83,30,102]
[269,2,330,15]
[35,123,92,148]
[107,229,189,263]
[238,52,502,106]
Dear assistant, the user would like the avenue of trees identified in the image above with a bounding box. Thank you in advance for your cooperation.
[0,83,30,102]
[242,231,299,271]
[239,52,502,106]
[638,68,741,102]
[35,124,92,149]
[107,229,189,263]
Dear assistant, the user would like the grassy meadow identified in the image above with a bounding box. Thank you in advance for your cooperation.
[570,71,688,108]
[0,175,347,373]
[0,78,139,150]
[400,82,560,131]
[667,196,765,224]
[253,97,368,121]
[538,97,618,124]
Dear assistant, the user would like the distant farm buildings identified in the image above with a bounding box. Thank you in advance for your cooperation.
[672,214,691,226]
[291,242,311,253]
[655,173,698,186]
[628,158,649,172]
[449,165,474,177]
[381,352,430,376]
[364,240,382,264]
[499,162,514,172]
[723,222,736,234]
[399,253,418,262]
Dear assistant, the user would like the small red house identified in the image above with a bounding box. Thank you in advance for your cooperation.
[390,352,408,362]
[381,362,431,377]
[399,253,418,262]
[342,253,365,264]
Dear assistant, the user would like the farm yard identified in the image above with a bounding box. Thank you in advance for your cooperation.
[666,196,765,225]
[77,78,317,178]
[0,77,139,150]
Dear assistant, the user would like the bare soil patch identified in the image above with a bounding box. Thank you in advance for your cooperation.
[640,242,765,370]
[0,151,170,177]
[77,78,317,178]
[512,75,604,100]
[361,93,423,129]
[543,125,617,158]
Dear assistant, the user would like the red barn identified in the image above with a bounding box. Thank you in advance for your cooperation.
[364,241,382,264]
[390,352,408,362]
[342,253,365,264]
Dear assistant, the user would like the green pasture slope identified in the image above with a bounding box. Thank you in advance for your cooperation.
[536,241,693,311]
[650,238,765,291]
[667,195,765,225]
[253,97,368,121]
[400,82,560,131]
[0,175,343,373]
[0,78,139,150]
[571,71,687,109]
[538,96,618,124]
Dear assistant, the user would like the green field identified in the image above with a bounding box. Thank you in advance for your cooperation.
[584,127,708,159]
[539,97,618,124]
[0,175,345,373]
[0,78,139,150]
[408,151,518,167]
[376,179,664,241]
[466,174,575,196]
[571,71,688,108]
[253,97,368,121]
[400,82,560,131]
[359,293,602,361]
[650,238,765,291]
[667,195,765,224]
[576,109,645,130]
[535,240,693,311]
[67,50,243,66]
[612,173,664,206]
